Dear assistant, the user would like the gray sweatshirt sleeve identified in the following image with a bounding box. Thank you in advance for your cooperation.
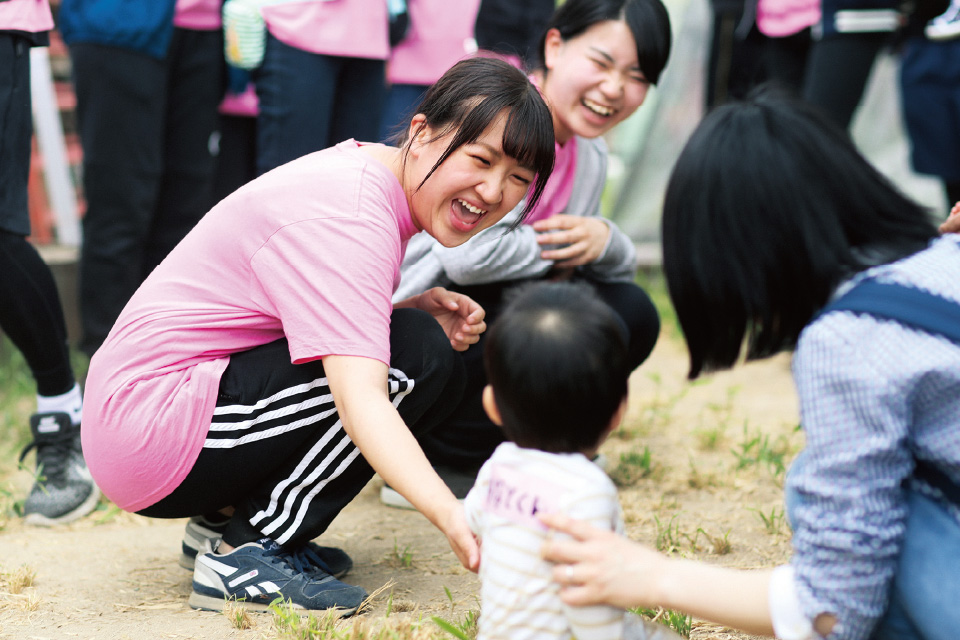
[393,136,637,303]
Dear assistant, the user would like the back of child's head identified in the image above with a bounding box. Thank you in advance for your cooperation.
[536,0,672,85]
[483,281,631,454]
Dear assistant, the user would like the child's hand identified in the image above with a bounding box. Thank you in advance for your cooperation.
[940,201,960,234]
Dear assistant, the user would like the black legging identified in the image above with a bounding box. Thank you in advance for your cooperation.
[0,230,75,396]
[420,277,661,471]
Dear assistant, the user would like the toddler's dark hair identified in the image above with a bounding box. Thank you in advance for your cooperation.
[483,281,630,453]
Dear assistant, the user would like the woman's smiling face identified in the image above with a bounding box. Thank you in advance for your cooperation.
[405,112,537,248]
[541,20,649,144]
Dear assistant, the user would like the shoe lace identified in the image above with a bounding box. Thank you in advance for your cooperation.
[264,544,334,577]
[19,429,74,484]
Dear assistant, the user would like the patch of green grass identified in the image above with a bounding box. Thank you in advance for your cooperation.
[609,446,660,487]
[731,423,791,480]
[752,505,789,537]
[389,538,415,569]
[632,606,693,637]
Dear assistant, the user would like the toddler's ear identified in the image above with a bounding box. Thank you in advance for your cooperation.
[481,385,503,426]
[603,395,629,441]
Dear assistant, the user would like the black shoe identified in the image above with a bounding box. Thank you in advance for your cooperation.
[20,412,100,526]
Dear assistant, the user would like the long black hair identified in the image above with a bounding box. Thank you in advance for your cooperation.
[397,57,555,225]
[662,88,938,379]
[536,0,672,85]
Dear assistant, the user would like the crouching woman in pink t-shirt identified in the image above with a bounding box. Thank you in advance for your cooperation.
[80,56,555,616]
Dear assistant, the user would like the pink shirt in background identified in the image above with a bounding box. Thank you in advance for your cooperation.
[387,0,481,86]
[174,0,222,30]
[261,0,389,60]
[756,0,820,37]
[0,0,53,33]
[82,140,418,512]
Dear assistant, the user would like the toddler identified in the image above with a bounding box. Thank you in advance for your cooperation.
[463,281,678,640]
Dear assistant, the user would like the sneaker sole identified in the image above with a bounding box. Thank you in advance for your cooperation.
[23,484,101,527]
[379,485,416,510]
[187,591,359,616]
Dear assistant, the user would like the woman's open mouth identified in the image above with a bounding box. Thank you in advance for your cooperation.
[582,98,615,117]
[453,198,488,228]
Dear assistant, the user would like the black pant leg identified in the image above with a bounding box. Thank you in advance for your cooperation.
[0,231,75,395]
[139,308,464,548]
[142,28,225,276]
[802,32,889,130]
[72,44,167,356]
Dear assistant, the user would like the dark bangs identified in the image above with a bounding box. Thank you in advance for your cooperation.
[413,58,555,229]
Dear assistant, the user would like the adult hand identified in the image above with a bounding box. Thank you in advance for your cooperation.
[540,512,665,610]
[415,287,486,351]
[533,215,610,266]
[940,201,960,234]
[440,501,481,572]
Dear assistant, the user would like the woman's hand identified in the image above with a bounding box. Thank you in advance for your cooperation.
[414,287,486,351]
[540,512,778,637]
[940,201,960,234]
[439,501,481,572]
[533,215,610,266]
[540,512,664,609]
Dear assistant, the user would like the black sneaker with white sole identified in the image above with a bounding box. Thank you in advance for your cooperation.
[189,538,367,614]
[178,514,354,578]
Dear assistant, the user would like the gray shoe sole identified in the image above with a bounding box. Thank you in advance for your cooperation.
[24,483,101,527]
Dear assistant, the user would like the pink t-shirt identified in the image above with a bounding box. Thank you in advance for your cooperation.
[0,0,53,33]
[756,0,820,37]
[525,133,578,225]
[82,140,418,512]
[387,0,480,86]
[174,0,222,30]
[261,0,389,60]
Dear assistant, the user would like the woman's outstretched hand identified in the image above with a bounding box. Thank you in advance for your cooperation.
[414,287,486,351]
[441,501,481,572]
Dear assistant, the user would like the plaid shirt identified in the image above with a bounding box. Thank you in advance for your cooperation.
[789,235,960,640]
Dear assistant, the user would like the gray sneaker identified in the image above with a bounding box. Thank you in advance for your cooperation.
[189,538,367,614]
[19,412,100,526]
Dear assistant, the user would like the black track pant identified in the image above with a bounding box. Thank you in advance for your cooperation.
[139,308,466,548]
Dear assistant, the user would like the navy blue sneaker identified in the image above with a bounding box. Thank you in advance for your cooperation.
[178,515,353,578]
[189,538,367,614]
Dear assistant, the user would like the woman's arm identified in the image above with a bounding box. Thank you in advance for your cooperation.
[323,354,480,571]
[540,513,776,637]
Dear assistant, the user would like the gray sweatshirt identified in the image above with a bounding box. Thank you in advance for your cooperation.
[393,136,637,302]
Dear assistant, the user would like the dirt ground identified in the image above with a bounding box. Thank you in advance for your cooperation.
[0,330,801,640]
